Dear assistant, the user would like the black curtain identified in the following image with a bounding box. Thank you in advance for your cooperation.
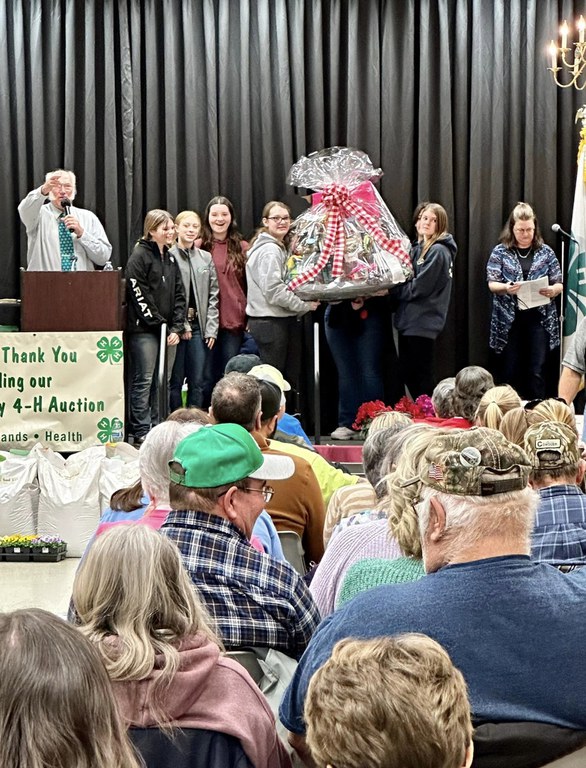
[2,0,584,425]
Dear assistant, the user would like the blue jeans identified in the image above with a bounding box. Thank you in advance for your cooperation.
[205,328,244,403]
[324,307,384,428]
[169,325,210,410]
[128,333,176,437]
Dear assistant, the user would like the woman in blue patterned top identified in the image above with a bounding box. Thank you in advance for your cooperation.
[487,202,563,399]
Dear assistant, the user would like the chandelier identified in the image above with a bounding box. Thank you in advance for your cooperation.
[549,16,586,89]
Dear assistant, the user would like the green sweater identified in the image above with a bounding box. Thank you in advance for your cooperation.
[337,556,426,608]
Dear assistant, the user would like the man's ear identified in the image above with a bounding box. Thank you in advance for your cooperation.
[219,486,239,523]
[254,409,263,432]
[428,496,447,542]
[268,414,279,434]
[208,406,217,423]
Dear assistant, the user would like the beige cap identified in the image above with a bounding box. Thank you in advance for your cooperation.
[248,364,291,392]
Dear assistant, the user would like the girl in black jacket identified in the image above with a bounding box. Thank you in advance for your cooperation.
[125,209,186,443]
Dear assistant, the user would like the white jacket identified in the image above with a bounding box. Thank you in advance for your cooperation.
[18,187,112,271]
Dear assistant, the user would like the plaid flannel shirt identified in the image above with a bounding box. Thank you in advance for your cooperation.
[531,485,586,564]
[161,509,320,658]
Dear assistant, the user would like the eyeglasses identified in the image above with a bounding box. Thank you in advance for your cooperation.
[218,484,275,503]
[266,216,291,223]
[240,485,275,502]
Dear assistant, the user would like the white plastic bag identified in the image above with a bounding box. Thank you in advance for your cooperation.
[0,451,39,536]
[36,445,102,556]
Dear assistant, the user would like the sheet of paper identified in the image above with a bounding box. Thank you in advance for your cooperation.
[516,277,549,310]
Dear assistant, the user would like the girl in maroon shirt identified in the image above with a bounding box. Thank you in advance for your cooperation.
[198,196,249,395]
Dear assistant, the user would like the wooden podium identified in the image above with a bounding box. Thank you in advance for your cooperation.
[20,270,125,332]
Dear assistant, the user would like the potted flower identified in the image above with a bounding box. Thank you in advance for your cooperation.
[0,534,37,561]
[352,394,436,438]
[0,534,67,562]
[352,400,394,438]
[30,536,67,561]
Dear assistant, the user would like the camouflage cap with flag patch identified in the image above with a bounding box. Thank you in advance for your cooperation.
[523,421,580,471]
[416,427,531,496]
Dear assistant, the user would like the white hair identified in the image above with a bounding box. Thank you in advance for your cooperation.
[417,484,538,561]
[139,421,202,504]
[45,169,77,201]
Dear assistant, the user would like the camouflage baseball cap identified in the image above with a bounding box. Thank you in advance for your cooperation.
[523,421,580,470]
[417,427,531,496]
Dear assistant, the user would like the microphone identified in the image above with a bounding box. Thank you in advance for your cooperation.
[61,197,75,233]
[552,223,579,244]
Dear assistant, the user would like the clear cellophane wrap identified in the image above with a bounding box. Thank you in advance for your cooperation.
[285,146,413,300]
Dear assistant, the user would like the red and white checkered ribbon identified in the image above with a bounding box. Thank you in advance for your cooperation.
[288,183,411,291]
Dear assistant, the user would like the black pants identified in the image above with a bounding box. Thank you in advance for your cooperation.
[248,315,302,405]
[398,334,435,400]
[498,310,549,400]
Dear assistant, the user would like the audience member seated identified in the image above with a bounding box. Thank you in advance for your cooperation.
[101,478,149,525]
[226,356,313,449]
[72,525,291,768]
[248,363,314,449]
[224,353,261,374]
[524,421,586,565]
[431,375,456,415]
[337,426,447,608]
[452,365,495,423]
[0,608,140,768]
[280,428,586,767]
[525,397,577,431]
[309,425,430,616]
[475,384,522,429]
[211,372,326,563]
[247,363,361,504]
[98,407,213,529]
[161,423,320,658]
[499,400,578,449]
[322,411,411,546]
[95,419,204,539]
[304,634,473,768]
[498,406,534,447]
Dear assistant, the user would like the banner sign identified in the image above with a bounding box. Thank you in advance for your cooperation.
[0,332,124,451]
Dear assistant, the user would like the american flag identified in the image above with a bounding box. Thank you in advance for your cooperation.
[429,463,444,481]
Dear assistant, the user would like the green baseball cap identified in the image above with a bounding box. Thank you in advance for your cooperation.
[416,427,531,496]
[524,421,580,470]
[169,422,294,488]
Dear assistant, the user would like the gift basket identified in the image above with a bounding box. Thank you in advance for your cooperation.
[285,146,412,300]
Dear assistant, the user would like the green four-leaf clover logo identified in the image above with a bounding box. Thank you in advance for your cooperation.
[97,417,124,443]
[96,336,123,364]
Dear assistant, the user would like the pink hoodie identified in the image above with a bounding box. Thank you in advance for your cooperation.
[111,632,291,768]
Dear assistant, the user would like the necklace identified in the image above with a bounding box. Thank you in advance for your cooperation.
[514,247,532,260]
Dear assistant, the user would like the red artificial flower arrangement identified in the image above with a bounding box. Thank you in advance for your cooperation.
[352,400,393,434]
[353,395,435,436]
[394,395,435,419]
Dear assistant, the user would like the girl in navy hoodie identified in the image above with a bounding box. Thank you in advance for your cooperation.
[393,203,456,399]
